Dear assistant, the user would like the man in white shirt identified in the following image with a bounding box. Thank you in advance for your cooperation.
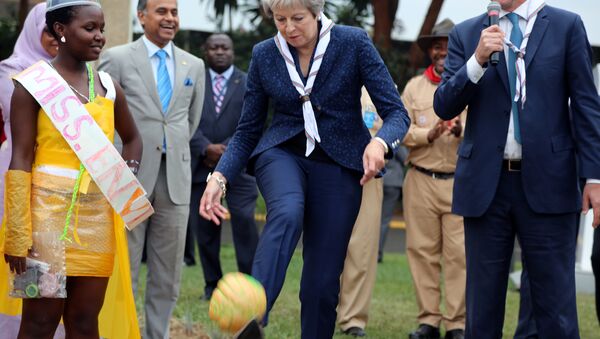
[99,0,205,337]
[433,0,600,337]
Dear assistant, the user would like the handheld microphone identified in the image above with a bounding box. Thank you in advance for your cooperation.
[487,1,501,66]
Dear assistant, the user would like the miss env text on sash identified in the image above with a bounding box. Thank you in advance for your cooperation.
[14,61,153,229]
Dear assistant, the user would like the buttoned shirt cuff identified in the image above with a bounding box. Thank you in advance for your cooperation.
[586,179,600,184]
[466,54,487,84]
[373,137,389,154]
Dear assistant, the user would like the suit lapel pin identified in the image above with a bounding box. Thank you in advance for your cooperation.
[184,77,194,86]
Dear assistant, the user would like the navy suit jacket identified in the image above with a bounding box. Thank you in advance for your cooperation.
[215,25,410,181]
[434,6,600,217]
[190,67,247,184]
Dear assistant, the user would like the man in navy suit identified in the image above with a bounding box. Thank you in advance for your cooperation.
[188,33,259,300]
[434,0,600,338]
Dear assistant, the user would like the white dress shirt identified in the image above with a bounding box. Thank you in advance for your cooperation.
[466,1,533,160]
[142,35,175,87]
[466,2,600,184]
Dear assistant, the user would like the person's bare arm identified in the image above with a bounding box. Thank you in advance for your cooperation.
[4,82,38,274]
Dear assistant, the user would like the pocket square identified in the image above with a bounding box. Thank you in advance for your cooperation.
[184,77,194,86]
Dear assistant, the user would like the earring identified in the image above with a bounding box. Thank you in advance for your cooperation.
[60,36,66,43]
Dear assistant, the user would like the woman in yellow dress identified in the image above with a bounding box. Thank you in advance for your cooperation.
[1,0,142,337]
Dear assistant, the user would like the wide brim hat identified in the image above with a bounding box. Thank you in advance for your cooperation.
[46,0,101,12]
[416,18,455,52]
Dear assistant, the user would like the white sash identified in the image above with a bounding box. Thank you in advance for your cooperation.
[504,0,546,109]
[274,13,334,156]
[14,61,153,230]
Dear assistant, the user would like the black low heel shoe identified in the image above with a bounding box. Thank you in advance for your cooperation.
[234,319,264,339]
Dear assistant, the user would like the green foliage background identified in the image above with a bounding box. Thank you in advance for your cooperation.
[0,18,18,61]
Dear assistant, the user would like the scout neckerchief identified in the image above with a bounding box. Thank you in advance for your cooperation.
[503,0,546,109]
[424,65,441,84]
[274,12,334,156]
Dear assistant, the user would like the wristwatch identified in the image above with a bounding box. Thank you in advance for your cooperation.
[206,172,227,198]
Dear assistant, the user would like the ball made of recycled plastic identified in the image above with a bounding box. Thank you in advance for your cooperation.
[208,272,267,333]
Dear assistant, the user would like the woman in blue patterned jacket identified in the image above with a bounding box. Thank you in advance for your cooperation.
[200,0,410,337]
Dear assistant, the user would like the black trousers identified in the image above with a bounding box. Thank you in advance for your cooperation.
[188,172,260,297]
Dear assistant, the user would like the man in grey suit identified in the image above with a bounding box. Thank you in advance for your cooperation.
[99,0,205,337]
[187,33,259,300]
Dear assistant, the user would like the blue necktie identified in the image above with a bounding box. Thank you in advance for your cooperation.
[156,49,171,152]
[507,13,523,143]
[155,49,172,114]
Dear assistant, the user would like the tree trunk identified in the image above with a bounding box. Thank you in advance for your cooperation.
[102,0,133,49]
[371,0,399,50]
[17,0,29,32]
[409,0,444,71]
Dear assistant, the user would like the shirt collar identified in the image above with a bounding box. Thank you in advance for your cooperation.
[142,35,174,59]
[209,65,234,83]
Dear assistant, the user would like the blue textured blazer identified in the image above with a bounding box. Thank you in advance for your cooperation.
[433,6,600,217]
[216,25,410,181]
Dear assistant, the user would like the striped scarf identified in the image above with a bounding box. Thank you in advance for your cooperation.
[504,0,546,109]
[274,13,334,156]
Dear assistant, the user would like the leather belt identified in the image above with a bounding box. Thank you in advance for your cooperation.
[503,159,521,171]
[412,165,454,180]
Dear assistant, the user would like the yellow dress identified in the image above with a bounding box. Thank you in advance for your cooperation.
[33,95,116,277]
[0,71,140,338]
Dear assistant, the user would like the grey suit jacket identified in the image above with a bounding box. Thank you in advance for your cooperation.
[190,67,246,184]
[99,38,205,205]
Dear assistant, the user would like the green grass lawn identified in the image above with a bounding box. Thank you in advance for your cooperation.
[135,245,598,338]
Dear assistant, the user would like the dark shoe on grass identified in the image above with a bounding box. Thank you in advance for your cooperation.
[234,319,264,339]
[444,329,464,339]
[343,326,366,337]
[408,324,441,339]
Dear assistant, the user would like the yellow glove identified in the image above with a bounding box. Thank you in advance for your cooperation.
[3,170,32,257]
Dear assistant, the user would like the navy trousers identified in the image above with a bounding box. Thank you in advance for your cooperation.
[253,147,362,339]
[464,169,579,339]
[514,264,537,339]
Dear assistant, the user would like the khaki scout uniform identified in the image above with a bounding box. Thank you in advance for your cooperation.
[338,88,384,332]
[402,74,466,330]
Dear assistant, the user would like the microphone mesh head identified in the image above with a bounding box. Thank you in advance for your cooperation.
[487,1,501,13]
